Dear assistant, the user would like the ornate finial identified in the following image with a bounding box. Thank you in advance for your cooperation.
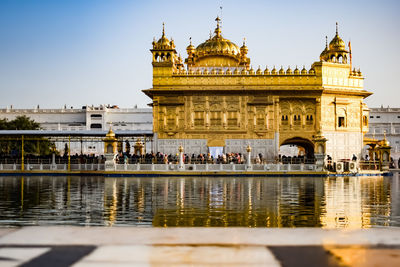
[209,30,212,39]
[325,36,328,48]
[243,37,246,46]
[214,16,222,37]
[189,37,192,45]
[336,22,338,35]
[162,22,165,36]
[215,16,221,28]
[246,144,252,153]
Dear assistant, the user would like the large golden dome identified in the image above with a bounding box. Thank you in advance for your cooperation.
[185,17,249,68]
[196,33,240,56]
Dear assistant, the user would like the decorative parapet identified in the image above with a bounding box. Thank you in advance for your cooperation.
[172,66,316,76]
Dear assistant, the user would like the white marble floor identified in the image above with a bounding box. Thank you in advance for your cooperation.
[0,227,399,267]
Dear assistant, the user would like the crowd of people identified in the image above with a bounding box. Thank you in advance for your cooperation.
[112,152,316,165]
[113,152,249,165]
[1,151,319,165]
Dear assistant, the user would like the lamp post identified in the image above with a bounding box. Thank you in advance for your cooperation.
[178,144,184,170]
[246,144,252,170]
[21,135,24,171]
[51,144,56,170]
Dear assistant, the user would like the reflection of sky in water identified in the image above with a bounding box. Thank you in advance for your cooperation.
[0,174,398,228]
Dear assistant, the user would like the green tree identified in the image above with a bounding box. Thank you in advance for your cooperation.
[0,116,40,130]
[0,116,53,156]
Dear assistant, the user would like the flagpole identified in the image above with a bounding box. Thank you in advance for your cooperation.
[348,41,352,70]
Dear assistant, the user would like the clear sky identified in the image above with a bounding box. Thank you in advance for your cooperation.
[0,0,399,109]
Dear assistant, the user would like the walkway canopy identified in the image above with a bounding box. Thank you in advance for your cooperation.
[0,130,153,142]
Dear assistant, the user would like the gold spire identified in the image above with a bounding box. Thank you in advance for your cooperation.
[336,22,338,36]
[328,22,346,51]
[162,22,165,37]
[214,16,222,37]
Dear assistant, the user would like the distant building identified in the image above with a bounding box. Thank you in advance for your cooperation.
[366,107,400,161]
[0,105,153,155]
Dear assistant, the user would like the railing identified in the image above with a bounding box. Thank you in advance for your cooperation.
[358,160,382,171]
[0,163,105,171]
[0,158,105,164]
[0,162,317,172]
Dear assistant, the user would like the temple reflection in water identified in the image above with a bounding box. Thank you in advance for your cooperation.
[0,175,398,228]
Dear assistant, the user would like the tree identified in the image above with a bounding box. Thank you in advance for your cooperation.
[0,116,40,130]
[0,116,53,156]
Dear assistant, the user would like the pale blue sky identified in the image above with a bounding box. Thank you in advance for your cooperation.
[0,0,399,108]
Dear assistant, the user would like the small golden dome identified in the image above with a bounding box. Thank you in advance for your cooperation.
[249,66,255,75]
[106,127,115,138]
[294,66,300,75]
[186,37,195,53]
[271,66,277,75]
[329,23,346,51]
[104,127,117,141]
[153,23,174,50]
[278,66,285,75]
[264,66,270,75]
[286,66,293,75]
[301,66,307,75]
[256,66,262,75]
[240,39,248,54]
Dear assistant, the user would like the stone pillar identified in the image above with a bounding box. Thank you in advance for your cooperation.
[51,152,56,170]
[313,132,327,172]
[178,144,184,170]
[246,144,252,170]
[104,128,117,171]
[377,133,391,171]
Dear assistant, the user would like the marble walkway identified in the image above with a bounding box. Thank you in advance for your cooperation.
[0,227,399,267]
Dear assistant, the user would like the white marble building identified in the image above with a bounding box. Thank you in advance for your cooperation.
[0,105,153,155]
[365,106,400,162]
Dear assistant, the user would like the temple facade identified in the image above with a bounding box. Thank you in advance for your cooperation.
[143,18,371,161]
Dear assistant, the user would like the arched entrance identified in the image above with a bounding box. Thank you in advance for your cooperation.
[280,137,315,159]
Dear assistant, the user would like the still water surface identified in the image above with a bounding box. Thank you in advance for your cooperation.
[0,174,399,228]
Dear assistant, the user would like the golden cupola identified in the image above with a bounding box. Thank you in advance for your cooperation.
[320,23,349,64]
[185,17,250,68]
[319,36,328,61]
[151,23,184,71]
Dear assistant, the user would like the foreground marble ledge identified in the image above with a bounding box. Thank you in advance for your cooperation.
[0,228,399,267]
[0,227,400,246]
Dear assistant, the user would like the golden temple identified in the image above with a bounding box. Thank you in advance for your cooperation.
[143,18,371,161]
